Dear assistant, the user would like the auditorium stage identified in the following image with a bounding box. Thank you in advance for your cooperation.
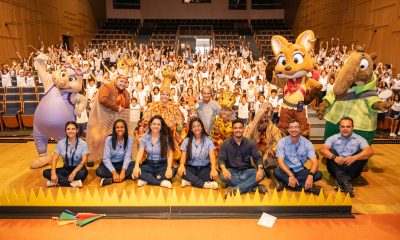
[0,141,399,218]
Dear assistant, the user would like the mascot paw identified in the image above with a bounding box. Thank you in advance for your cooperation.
[30,154,52,169]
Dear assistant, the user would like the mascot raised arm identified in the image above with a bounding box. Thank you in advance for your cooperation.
[31,54,87,168]
[266,30,322,137]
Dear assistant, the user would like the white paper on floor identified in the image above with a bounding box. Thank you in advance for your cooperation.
[257,212,277,228]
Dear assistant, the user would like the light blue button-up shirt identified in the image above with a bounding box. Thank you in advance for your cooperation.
[181,136,215,166]
[140,133,169,161]
[54,138,89,167]
[276,136,316,172]
[325,132,369,158]
[103,135,133,172]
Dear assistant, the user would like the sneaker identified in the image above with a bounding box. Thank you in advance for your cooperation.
[397,130,400,136]
[137,179,148,187]
[181,179,191,188]
[390,132,396,138]
[342,181,354,195]
[224,186,238,199]
[70,180,83,188]
[100,178,113,187]
[256,184,268,194]
[203,181,218,189]
[275,180,284,192]
[131,173,135,180]
[160,180,172,189]
[47,180,58,187]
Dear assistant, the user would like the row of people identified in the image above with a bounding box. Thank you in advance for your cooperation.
[44,115,373,197]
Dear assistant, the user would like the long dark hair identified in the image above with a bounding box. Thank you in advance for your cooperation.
[110,119,129,150]
[64,121,79,165]
[185,117,208,162]
[148,115,174,158]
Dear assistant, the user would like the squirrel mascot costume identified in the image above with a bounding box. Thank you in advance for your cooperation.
[266,30,322,137]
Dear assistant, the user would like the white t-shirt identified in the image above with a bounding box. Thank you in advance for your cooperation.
[238,102,249,119]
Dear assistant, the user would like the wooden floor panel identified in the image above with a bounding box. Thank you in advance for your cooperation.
[0,142,399,214]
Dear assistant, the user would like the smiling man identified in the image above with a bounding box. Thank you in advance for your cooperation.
[274,119,322,195]
[219,119,267,198]
[320,117,374,196]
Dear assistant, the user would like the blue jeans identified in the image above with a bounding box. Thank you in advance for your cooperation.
[43,165,88,187]
[139,160,176,186]
[182,165,212,188]
[96,161,134,180]
[274,167,322,191]
[220,168,264,194]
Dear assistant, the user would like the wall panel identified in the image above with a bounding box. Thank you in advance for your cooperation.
[0,0,100,64]
[292,0,400,73]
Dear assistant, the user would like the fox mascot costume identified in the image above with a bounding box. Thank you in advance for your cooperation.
[266,30,322,137]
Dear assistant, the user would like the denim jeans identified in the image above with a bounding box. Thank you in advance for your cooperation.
[43,166,88,186]
[274,167,322,191]
[182,165,212,188]
[139,160,176,186]
[96,161,135,180]
[220,168,264,194]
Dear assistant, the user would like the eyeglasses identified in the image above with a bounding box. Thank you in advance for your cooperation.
[63,63,83,77]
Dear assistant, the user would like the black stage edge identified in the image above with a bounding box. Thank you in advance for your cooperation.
[0,206,353,219]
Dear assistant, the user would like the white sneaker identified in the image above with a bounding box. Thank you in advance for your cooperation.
[203,181,218,189]
[160,180,172,189]
[131,173,135,180]
[70,180,82,188]
[390,132,396,138]
[47,180,58,187]
[397,130,400,136]
[181,179,191,188]
[137,179,148,187]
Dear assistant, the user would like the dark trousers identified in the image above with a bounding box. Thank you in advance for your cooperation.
[182,165,212,188]
[139,161,176,186]
[96,161,135,180]
[326,149,367,185]
[274,167,322,191]
[43,166,88,187]
[220,168,264,194]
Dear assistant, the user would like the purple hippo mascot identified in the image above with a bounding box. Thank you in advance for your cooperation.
[30,54,87,168]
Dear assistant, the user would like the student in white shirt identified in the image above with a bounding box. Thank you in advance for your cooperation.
[238,96,250,125]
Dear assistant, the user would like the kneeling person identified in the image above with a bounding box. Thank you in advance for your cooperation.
[274,119,322,194]
[219,119,267,197]
[178,117,219,189]
[320,117,373,195]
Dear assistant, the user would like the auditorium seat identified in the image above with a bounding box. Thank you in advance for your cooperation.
[5,94,21,102]
[21,101,38,128]
[21,87,36,94]
[38,93,45,101]
[37,86,44,93]
[6,87,20,94]
[1,101,22,129]
[22,93,37,101]
[0,87,5,95]
[0,102,4,131]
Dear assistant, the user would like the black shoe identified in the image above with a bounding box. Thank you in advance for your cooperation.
[309,186,322,195]
[342,181,354,195]
[275,181,284,192]
[224,187,238,199]
[100,178,113,187]
[256,184,268,194]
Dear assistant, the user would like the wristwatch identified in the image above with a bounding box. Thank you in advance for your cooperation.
[331,154,338,161]
[308,172,314,176]
[258,165,264,170]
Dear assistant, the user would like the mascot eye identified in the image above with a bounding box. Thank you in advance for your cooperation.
[69,76,76,82]
[360,59,369,71]
[60,72,66,77]
[293,53,304,64]
[277,56,286,66]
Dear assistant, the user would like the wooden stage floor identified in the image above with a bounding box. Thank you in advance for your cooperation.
[0,142,399,215]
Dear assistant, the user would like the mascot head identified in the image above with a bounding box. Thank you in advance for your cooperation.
[52,62,83,93]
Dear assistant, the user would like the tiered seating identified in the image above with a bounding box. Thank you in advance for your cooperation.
[251,19,294,59]
[214,26,240,49]
[90,19,140,47]
[0,86,41,130]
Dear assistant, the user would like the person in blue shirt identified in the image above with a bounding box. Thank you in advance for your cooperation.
[274,119,322,195]
[133,115,175,188]
[178,117,219,189]
[320,117,374,196]
[96,119,134,186]
[43,121,89,188]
